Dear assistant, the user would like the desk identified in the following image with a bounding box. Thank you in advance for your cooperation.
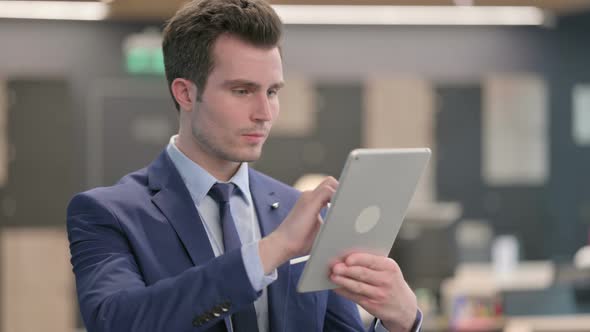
[504,315,590,332]
[421,315,590,332]
[440,262,555,317]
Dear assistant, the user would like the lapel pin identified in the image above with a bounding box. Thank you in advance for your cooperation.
[271,202,280,209]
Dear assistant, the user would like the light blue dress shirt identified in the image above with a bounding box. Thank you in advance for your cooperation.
[166,136,276,332]
[166,136,414,332]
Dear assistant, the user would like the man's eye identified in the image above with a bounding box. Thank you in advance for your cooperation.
[267,89,278,97]
[233,89,250,96]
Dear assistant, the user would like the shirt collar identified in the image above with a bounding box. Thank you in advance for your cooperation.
[166,135,252,205]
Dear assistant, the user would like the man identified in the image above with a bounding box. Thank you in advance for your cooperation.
[67,0,421,331]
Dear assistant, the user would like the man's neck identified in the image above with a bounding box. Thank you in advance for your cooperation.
[174,134,240,182]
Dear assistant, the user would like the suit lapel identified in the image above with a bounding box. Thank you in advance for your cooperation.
[249,169,291,332]
[148,151,216,267]
[149,151,233,332]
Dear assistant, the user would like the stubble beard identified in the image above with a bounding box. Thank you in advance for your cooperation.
[191,124,262,163]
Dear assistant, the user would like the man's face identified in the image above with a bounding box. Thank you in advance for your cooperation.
[189,34,283,163]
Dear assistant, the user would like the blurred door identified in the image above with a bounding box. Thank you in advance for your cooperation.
[0,78,75,227]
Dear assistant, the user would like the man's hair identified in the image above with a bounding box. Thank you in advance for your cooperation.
[162,0,283,111]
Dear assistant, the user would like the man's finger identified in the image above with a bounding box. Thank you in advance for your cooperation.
[299,179,337,212]
[344,253,399,272]
[330,273,385,301]
[332,263,388,287]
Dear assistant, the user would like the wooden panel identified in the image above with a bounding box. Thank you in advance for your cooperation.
[363,77,436,203]
[1,228,76,332]
[273,76,317,137]
[483,74,548,186]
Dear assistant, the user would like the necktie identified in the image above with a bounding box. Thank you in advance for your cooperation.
[208,183,260,332]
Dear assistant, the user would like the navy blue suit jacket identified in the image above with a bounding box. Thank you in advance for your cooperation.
[67,150,370,332]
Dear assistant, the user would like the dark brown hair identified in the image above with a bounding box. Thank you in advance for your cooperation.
[162,0,283,111]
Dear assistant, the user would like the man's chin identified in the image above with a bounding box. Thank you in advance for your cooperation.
[241,153,262,163]
[228,149,262,163]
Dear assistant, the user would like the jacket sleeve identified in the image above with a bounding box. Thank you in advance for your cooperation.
[323,290,367,331]
[324,295,421,332]
[67,192,259,332]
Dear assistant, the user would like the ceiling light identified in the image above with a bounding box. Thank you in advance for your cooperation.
[272,5,547,26]
[0,1,109,21]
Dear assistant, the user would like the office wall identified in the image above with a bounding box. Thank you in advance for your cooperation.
[0,12,588,257]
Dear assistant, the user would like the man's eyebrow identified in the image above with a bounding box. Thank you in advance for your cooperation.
[222,79,285,89]
[271,81,285,89]
[223,79,259,88]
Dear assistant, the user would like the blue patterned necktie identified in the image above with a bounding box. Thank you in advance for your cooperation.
[208,183,259,332]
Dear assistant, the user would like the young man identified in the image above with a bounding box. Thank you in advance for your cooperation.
[67,1,421,331]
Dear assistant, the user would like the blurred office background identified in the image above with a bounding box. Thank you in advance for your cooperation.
[1,0,590,331]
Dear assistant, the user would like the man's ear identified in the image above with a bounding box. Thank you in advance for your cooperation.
[171,78,198,112]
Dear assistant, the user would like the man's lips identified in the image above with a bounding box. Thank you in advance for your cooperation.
[241,132,267,143]
[242,132,267,138]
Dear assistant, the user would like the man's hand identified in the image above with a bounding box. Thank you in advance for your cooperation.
[259,177,338,274]
[330,253,418,332]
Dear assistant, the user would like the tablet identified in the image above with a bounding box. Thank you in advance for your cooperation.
[296,148,431,293]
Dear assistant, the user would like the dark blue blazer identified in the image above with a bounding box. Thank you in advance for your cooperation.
[67,150,369,332]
